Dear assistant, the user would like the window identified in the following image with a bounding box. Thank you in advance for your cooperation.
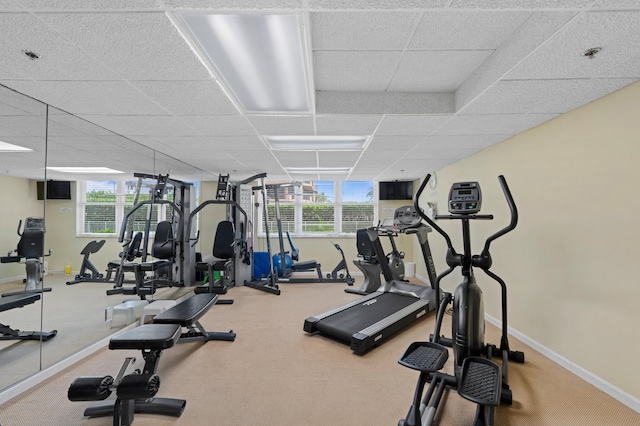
[259,180,375,236]
[77,179,196,237]
[341,181,375,233]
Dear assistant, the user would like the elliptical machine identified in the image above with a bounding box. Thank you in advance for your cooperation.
[397,175,524,426]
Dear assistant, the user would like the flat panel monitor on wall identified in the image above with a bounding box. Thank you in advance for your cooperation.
[379,181,413,201]
[44,180,72,200]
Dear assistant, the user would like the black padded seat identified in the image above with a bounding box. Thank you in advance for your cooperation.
[109,324,181,351]
[153,294,217,327]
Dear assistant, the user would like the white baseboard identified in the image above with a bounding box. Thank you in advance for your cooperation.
[484,313,640,414]
[0,275,23,284]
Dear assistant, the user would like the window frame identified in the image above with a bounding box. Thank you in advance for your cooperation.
[258,180,377,238]
[76,179,175,238]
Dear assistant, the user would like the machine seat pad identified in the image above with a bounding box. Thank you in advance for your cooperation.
[138,260,172,272]
[109,324,181,351]
[291,260,318,271]
[0,293,40,312]
[195,259,230,272]
[153,294,218,327]
[107,260,137,271]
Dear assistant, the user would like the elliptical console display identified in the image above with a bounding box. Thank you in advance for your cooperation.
[448,181,481,214]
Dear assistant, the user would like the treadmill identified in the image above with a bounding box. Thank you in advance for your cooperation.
[304,206,439,355]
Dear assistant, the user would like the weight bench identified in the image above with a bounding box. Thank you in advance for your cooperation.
[68,323,186,426]
[152,293,236,343]
[0,293,57,341]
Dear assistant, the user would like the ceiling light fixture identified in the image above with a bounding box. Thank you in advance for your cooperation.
[180,13,311,113]
[0,141,33,152]
[46,167,124,174]
[581,47,602,59]
[266,136,368,151]
[285,167,352,174]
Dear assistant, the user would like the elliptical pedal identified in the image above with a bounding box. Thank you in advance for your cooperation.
[457,357,501,406]
[398,342,449,372]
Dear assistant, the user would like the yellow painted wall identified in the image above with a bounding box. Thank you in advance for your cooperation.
[413,80,640,400]
[0,177,43,280]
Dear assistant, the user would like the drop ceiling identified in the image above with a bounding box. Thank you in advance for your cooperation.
[0,0,638,183]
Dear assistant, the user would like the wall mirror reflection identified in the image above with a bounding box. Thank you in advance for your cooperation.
[0,85,47,390]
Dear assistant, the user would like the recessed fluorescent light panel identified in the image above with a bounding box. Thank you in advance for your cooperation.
[266,136,368,151]
[285,167,352,174]
[180,13,311,113]
[46,167,124,174]
[0,141,33,152]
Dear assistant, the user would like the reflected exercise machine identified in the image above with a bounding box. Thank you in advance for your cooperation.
[1,217,52,297]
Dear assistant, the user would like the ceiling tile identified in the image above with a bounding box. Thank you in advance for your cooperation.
[318,150,361,167]
[15,0,162,9]
[152,136,218,150]
[308,0,449,8]
[132,81,238,116]
[367,135,424,150]
[3,81,168,115]
[311,12,420,50]
[506,11,640,80]
[248,116,314,135]
[207,135,264,150]
[165,0,303,9]
[313,51,402,91]
[600,55,640,78]
[0,13,120,81]
[450,0,593,8]
[115,116,199,137]
[179,115,256,136]
[359,149,410,162]
[273,151,317,167]
[375,115,450,135]
[389,50,494,92]
[410,11,532,50]
[36,12,210,80]
[315,115,381,135]
[465,79,638,116]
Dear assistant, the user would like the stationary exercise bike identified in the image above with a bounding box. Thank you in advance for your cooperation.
[397,175,524,426]
[1,217,52,297]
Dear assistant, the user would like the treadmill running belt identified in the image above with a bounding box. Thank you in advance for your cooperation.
[315,292,417,343]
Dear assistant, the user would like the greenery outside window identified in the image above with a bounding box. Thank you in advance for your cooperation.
[77,179,182,237]
[260,180,375,236]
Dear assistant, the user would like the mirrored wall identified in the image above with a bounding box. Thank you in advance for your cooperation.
[0,84,209,391]
[0,85,47,390]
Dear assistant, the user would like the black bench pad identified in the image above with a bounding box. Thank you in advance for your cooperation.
[153,294,218,327]
[109,324,181,351]
[0,293,40,312]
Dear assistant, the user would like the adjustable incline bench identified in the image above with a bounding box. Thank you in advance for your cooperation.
[1,293,57,341]
[68,293,234,425]
[152,293,236,342]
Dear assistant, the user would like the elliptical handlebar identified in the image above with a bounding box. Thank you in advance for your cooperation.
[482,175,518,253]
[415,174,518,254]
[414,174,454,249]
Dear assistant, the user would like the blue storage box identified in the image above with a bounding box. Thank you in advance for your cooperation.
[253,252,271,279]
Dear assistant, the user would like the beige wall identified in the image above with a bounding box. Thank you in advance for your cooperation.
[0,177,44,280]
[414,80,640,401]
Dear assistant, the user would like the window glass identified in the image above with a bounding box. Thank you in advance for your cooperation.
[84,181,117,233]
[341,181,375,233]
[302,181,334,233]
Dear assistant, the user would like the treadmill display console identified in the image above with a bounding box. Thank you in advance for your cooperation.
[393,206,422,229]
[448,182,482,214]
